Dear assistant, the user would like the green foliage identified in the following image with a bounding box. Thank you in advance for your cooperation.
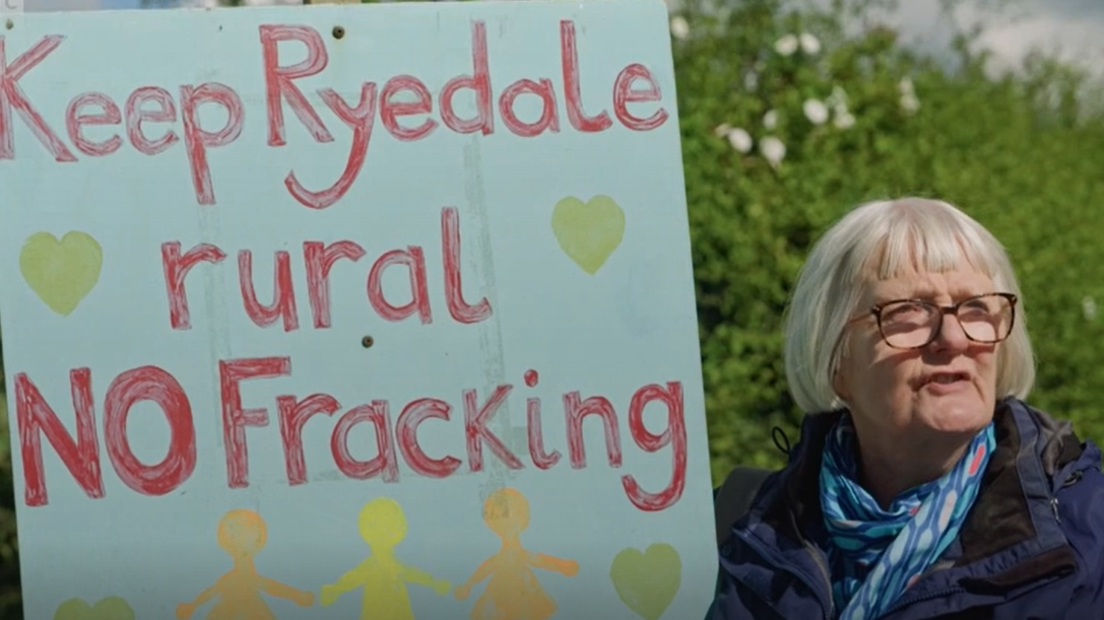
[672,0,1104,482]
[0,394,19,619]
[2,1,1104,616]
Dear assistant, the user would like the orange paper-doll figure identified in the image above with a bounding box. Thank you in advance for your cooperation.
[321,497,451,620]
[177,509,314,620]
[455,487,579,620]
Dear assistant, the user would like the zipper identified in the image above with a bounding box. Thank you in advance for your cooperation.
[1049,468,1083,524]
[803,540,835,619]
[879,560,957,617]
[883,550,1077,619]
[736,529,834,620]
[914,559,954,583]
[882,586,965,617]
[793,507,836,620]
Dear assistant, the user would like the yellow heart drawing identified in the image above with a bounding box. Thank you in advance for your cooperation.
[53,596,135,620]
[609,543,681,620]
[551,195,625,275]
[19,231,103,316]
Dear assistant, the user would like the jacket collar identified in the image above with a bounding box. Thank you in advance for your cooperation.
[751,397,1082,592]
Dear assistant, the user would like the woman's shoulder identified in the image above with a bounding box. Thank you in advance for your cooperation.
[1001,398,1100,471]
[1054,436,1104,519]
[1047,441,1104,615]
[1013,399,1104,564]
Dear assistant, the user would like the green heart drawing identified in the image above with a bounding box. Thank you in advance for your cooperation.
[19,231,103,316]
[551,195,625,275]
[609,542,682,620]
[53,596,135,620]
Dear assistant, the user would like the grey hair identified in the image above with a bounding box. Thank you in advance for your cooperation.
[783,197,1036,413]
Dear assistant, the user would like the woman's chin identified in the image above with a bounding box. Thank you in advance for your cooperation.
[914,390,993,434]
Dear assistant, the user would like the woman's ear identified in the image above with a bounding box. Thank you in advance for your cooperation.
[831,348,852,403]
[832,371,851,403]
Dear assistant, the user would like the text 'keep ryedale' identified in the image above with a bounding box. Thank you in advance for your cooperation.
[0,20,670,209]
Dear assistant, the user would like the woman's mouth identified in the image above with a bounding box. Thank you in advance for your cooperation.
[919,371,972,393]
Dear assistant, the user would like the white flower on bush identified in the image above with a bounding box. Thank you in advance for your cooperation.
[759,136,786,168]
[899,77,920,114]
[827,86,848,109]
[803,99,829,125]
[834,112,856,129]
[714,123,733,137]
[901,94,920,114]
[1083,296,1098,320]
[726,128,753,153]
[763,110,778,130]
[826,86,852,126]
[775,34,798,56]
[799,32,821,54]
[670,16,690,40]
[744,70,759,92]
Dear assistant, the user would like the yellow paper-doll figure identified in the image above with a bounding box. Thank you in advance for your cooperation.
[455,487,579,620]
[321,497,451,620]
[177,509,314,620]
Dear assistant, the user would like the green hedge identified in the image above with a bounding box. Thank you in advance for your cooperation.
[2,1,1104,617]
[0,396,19,617]
[674,0,1104,481]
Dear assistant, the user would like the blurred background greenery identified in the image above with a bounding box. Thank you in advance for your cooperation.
[675,0,1104,480]
[3,0,1104,617]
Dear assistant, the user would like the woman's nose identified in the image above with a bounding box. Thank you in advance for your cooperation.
[931,313,970,351]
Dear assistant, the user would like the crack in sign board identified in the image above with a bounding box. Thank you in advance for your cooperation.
[462,139,518,500]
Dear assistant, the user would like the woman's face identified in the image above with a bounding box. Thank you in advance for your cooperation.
[833,264,1000,444]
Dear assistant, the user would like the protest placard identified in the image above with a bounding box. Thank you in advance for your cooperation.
[0,0,22,18]
[0,2,715,618]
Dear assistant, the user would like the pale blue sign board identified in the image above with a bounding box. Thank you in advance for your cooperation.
[0,2,716,619]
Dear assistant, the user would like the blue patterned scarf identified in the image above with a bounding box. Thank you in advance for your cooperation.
[819,415,995,620]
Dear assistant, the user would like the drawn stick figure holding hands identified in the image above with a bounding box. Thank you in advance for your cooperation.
[321,497,451,620]
[177,509,313,620]
[455,488,579,620]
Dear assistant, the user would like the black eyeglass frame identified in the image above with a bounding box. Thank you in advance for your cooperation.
[866,292,1019,350]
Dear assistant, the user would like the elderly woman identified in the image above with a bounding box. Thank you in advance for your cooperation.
[709,198,1104,620]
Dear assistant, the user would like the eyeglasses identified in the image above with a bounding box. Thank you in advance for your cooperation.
[864,292,1018,350]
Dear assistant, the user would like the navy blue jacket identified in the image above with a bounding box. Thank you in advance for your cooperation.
[709,398,1104,619]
